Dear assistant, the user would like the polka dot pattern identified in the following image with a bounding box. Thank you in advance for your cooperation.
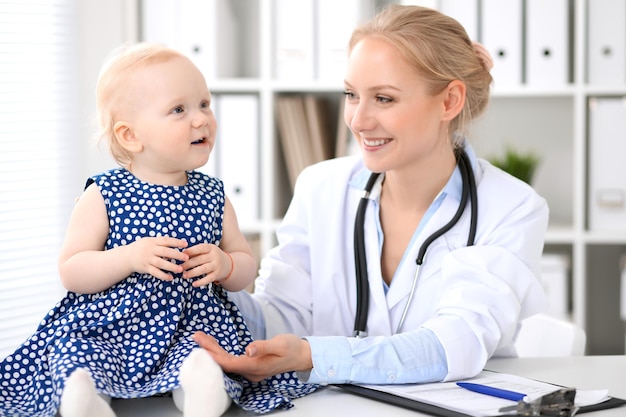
[0,169,318,417]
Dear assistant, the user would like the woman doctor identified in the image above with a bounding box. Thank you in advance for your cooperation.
[195,4,548,385]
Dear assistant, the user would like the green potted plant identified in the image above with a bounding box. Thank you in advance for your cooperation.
[488,146,540,185]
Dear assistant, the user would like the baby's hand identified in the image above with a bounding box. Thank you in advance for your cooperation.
[180,243,231,287]
[126,237,189,281]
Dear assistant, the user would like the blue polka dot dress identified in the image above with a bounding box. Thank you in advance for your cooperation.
[0,169,318,417]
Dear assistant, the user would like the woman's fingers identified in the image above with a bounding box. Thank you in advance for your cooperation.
[192,331,221,352]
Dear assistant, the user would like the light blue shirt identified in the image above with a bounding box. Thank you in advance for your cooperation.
[304,328,447,384]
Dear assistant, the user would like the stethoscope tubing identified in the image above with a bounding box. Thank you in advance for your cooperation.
[353,149,477,337]
[353,172,380,338]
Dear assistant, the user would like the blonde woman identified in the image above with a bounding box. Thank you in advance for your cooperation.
[198,5,548,387]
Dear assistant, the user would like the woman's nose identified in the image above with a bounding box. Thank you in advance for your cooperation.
[347,102,374,132]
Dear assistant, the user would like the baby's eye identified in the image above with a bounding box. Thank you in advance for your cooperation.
[200,100,210,109]
[171,106,184,114]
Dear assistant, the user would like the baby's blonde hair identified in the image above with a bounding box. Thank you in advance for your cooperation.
[349,5,493,146]
[95,43,185,167]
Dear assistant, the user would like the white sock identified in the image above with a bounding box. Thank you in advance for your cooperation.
[176,348,232,417]
[59,368,116,417]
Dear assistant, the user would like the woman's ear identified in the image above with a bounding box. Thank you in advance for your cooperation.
[113,121,143,153]
[442,80,466,121]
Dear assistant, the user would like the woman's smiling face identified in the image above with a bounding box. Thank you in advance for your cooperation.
[343,37,450,174]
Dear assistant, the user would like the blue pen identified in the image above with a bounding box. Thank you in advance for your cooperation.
[456,382,526,402]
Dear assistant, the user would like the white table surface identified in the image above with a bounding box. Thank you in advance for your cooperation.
[111,355,626,416]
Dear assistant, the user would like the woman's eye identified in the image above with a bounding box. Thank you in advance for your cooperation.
[343,91,356,100]
[376,96,392,104]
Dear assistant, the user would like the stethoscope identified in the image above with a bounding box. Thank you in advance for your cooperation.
[353,148,478,338]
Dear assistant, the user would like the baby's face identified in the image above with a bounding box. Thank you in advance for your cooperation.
[124,56,217,179]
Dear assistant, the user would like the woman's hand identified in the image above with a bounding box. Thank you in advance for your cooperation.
[193,331,313,382]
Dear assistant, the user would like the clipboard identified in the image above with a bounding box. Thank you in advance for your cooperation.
[339,384,473,417]
[338,384,626,417]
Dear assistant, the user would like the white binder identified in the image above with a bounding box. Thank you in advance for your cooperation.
[316,0,374,81]
[399,0,438,7]
[525,0,570,86]
[197,101,218,178]
[588,97,626,231]
[213,94,260,226]
[141,0,237,80]
[439,0,478,41]
[540,254,569,318]
[273,0,315,80]
[480,0,523,87]
[179,0,218,79]
[587,0,626,84]
[141,0,181,47]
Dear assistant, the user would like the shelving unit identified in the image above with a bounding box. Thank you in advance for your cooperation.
[471,0,626,354]
[135,0,626,354]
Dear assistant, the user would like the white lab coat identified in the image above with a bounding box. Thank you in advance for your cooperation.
[249,152,548,380]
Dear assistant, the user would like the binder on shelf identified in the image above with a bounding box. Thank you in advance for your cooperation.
[335,98,350,158]
[316,0,374,81]
[141,0,180,47]
[540,254,569,318]
[438,0,478,41]
[480,0,523,87]
[276,96,316,189]
[273,0,315,80]
[276,95,337,188]
[587,0,626,84]
[198,142,217,179]
[588,97,626,231]
[141,0,239,80]
[213,94,260,226]
[335,97,360,158]
[303,95,334,162]
[398,0,438,7]
[525,0,570,86]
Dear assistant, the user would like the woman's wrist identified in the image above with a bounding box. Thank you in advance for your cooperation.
[298,338,314,372]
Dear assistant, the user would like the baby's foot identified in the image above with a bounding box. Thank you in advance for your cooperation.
[59,368,116,417]
[177,348,232,417]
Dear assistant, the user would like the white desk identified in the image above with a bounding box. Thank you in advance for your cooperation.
[111,355,626,416]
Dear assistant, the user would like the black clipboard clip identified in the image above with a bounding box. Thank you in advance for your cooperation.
[499,388,578,416]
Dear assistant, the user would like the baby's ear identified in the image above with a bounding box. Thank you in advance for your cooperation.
[113,121,143,153]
